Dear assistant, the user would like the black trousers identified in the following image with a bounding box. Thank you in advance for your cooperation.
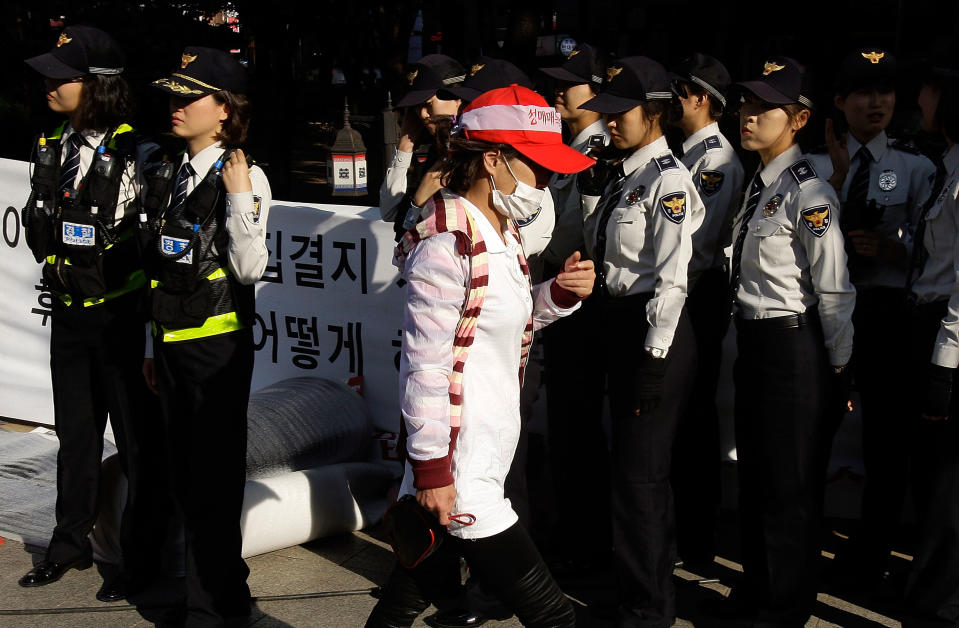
[733,315,832,625]
[543,293,610,562]
[852,287,912,574]
[673,267,728,564]
[155,328,254,626]
[904,301,959,625]
[602,294,696,628]
[48,293,168,583]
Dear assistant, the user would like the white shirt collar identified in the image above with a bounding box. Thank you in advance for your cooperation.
[569,119,608,153]
[846,129,888,163]
[622,135,670,175]
[182,141,227,178]
[681,121,721,155]
[63,125,106,148]
[758,143,803,188]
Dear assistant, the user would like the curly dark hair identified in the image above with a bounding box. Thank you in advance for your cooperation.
[440,137,520,194]
[212,90,251,146]
[73,74,133,132]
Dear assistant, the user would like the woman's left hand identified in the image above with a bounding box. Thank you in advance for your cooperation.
[222,149,252,194]
[556,251,595,299]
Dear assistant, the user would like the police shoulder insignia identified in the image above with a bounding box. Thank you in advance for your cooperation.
[704,135,722,151]
[699,170,725,196]
[57,33,72,47]
[252,195,262,223]
[889,138,922,155]
[800,205,831,237]
[654,154,678,172]
[789,159,817,184]
[625,185,646,205]
[181,53,198,68]
[659,192,687,224]
[763,194,783,217]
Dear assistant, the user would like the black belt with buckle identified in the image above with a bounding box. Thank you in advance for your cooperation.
[735,310,818,331]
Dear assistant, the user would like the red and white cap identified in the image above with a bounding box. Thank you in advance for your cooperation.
[459,84,595,174]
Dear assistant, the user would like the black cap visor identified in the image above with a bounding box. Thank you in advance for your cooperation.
[540,66,589,85]
[25,53,84,79]
[397,88,438,108]
[736,80,796,106]
[437,85,482,102]
[580,92,644,114]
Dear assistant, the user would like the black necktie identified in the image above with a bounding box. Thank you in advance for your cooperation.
[846,147,872,208]
[171,162,195,210]
[728,171,765,308]
[907,161,948,295]
[58,133,85,193]
[593,165,627,293]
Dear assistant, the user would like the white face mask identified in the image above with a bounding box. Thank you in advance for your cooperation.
[489,157,545,221]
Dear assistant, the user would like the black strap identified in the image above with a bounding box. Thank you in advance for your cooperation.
[593,164,627,294]
[907,160,948,294]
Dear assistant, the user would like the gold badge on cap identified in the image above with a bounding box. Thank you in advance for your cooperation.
[407,69,419,85]
[862,51,885,64]
[568,49,581,59]
[763,61,786,76]
[607,66,623,82]
[470,64,485,77]
[181,53,198,69]
[56,33,72,47]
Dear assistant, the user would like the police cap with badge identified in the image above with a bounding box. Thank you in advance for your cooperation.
[25,25,125,78]
[152,46,248,98]
[836,47,896,95]
[579,56,674,114]
[396,54,466,107]
[736,56,815,110]
[438,57,534,102]
[539,43,607,90]
[670,53,732,109]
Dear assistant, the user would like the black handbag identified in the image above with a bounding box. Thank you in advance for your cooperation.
[381,495,475,569]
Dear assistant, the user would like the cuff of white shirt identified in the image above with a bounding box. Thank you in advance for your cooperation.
[932,343,959,369]
[644,326,673,352]
[392,149,413,169]
[828,346,854,369]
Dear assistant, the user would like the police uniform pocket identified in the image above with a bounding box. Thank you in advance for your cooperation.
[151,281,211,329]
[751,218,783,238]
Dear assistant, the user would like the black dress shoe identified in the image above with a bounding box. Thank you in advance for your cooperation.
[96,578,127,603]
[424,609,488,628]
[18,557,93,587]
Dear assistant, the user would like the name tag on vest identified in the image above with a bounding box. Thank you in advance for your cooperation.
[161,235,193,264]
[62,222,95,247]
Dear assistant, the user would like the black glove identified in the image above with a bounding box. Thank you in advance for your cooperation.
[636,352,667,415]
[576,146,627,196]
[831,366,852,414]
[921,363,955,418]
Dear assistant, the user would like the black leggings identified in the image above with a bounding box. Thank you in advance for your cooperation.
[376,522,575,627]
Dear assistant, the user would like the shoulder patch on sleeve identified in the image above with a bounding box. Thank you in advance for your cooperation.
[789,159,818,185]
[889,138,922,155]
[699,170,725,197]
[800,204,831,237]
[659,191,687,224]
[654,154,679,172]
[704,135,722,151]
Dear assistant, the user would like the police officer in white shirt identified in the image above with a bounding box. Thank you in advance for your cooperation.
[668,53,744,569]
[807,47,937,588]
[718,57,855,626]
[578,56,700,627]
[907,60,959,627]
[536,42,613,576]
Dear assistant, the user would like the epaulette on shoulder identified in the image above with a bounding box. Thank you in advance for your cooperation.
[888,138,922,155]
[654,154,679,172]
[789,159,818,185]
[703,135,722,151]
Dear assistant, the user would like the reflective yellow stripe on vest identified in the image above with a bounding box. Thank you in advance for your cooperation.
[153,267,245,342]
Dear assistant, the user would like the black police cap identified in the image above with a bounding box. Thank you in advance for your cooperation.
[737,56,815,109]
[579,56,673,115]
[152,46,248,98]
[836,48,896,93]
[396,54,467,107]
[25,25,125,79]
[438,57,534,102]
[539,43,606,88]
[670,53,732,108]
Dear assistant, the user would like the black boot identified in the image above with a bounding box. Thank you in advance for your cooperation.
[494,558,576,628]
[366,565,431,628]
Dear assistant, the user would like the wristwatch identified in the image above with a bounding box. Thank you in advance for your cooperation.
[644,346,668,359]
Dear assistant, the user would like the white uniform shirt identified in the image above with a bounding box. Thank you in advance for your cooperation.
[679,122,745,277]
[397,197,579,539]
[733,144,856,366]
[60,125,138,225]
[379,148,414,222]
[542,119,609,267]
[908,145,959,307]
[582,134,702,351]
[807,130,937,289]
